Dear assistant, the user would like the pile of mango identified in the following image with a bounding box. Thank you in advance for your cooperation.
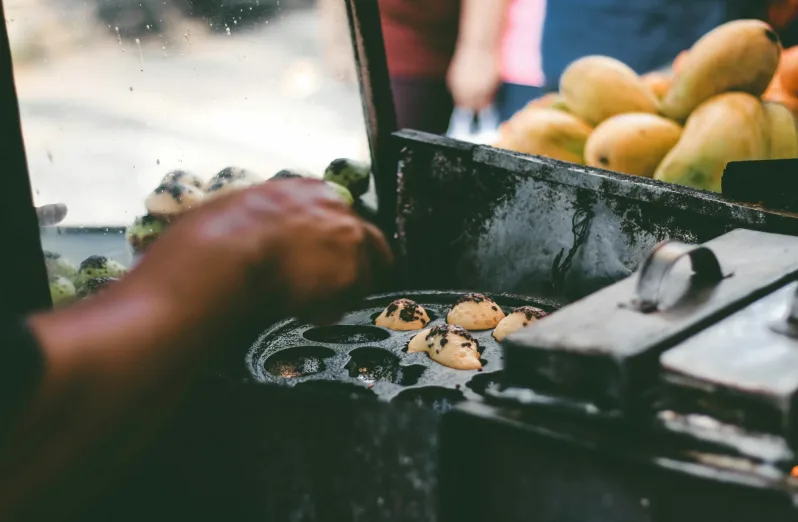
[494,19,797,193]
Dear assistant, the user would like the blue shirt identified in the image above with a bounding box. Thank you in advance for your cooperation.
[541,0,753,89]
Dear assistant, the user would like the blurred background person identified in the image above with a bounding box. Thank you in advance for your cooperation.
[494,0,546,123]
[540,0,775,91]
[380,0,509,134]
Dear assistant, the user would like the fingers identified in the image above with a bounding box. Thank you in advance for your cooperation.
[361,220,393,280]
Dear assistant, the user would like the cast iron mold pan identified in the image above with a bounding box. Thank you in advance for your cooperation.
[246,290,558,410]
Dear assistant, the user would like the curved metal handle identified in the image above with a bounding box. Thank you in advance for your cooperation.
[630,240,724,313]
[770,285,798,338]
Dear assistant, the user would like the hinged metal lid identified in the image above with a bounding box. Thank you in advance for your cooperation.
[502,229,798,415]
[660,281,798,444]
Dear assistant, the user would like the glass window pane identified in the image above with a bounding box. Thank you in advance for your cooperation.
[7,0,369,302]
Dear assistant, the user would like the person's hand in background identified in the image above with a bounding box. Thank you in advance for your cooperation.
[447,44,501,111]
[447,0,509,111]
[35,203,68,227]
[3,178,391,521]
[769,0,798,30]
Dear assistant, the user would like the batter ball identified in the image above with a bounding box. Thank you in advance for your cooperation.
[375,298,431,331]
[493,306,548,342]
[447,293,505,331]
[408,324,481,370]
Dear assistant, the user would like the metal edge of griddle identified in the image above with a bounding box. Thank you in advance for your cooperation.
[653,282,798,456]
[450,400,798,496]
[392,130,798,232]
[498,230,798,417]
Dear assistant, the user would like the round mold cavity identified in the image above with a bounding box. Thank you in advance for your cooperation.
[264,346,336,379]
[345,347,425,385]
[303,325,390,344]
[295,380,377,398]
[392,387,466,413]
[467,371,504,397]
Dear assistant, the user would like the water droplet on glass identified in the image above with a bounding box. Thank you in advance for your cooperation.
[225,26,231,35]
[135,38,144,71]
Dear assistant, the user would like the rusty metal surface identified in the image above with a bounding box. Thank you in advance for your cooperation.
[502,229,798,414]
[660,282,798,440]
[394,131,798,306]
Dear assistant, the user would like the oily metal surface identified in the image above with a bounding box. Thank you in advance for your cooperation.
[246,290,558,406]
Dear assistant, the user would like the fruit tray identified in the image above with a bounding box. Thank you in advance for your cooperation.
[245,290,559,410]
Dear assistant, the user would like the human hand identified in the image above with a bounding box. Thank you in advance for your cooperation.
[13,179,391,521]
[122,177,392,335]
[447,45,501,111]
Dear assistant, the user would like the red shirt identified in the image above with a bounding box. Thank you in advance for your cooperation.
[380,0,461,79]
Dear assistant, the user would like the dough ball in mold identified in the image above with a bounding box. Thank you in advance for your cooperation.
[447,293,505,331]
[375,298,431,331]
[408,324,481,370]
[493,305,548,341]
[145,181,205,217]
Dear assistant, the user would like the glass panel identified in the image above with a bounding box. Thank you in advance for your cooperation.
[6,0,369,304]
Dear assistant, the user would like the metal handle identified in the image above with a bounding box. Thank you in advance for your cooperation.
[630,240,724,313]
[770,285,798,338]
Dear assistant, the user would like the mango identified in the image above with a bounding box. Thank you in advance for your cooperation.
[763,101,798,159]
[559,55,659,126]
[641,71,673,100]
[661,20,781,121]
[654,93,769,192]
[585,113,682,178]
[494,108,592,164]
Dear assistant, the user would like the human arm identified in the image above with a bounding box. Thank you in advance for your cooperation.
[0,179,392,521]
[447,0,511,110]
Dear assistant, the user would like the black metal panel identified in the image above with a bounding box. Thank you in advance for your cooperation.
[394,130,798,305]
[0,0,51,316]
[440,402,798,522]
[345,0,398,238]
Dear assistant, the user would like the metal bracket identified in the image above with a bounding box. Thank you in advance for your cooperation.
[628,240,726,314]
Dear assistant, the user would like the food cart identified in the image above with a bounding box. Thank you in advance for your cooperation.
[5,1,798,521]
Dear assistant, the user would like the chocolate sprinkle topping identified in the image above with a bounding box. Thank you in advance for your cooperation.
[454,293,492,306]
[215,167,239,181]
[163,170,191,183]
[154,182,185,202]
[328,158,348,175]
[425,324,479,350]
[272,169,303,180]
[513,306,548,321]
[79,255,108,271]
[384,299,427,323]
